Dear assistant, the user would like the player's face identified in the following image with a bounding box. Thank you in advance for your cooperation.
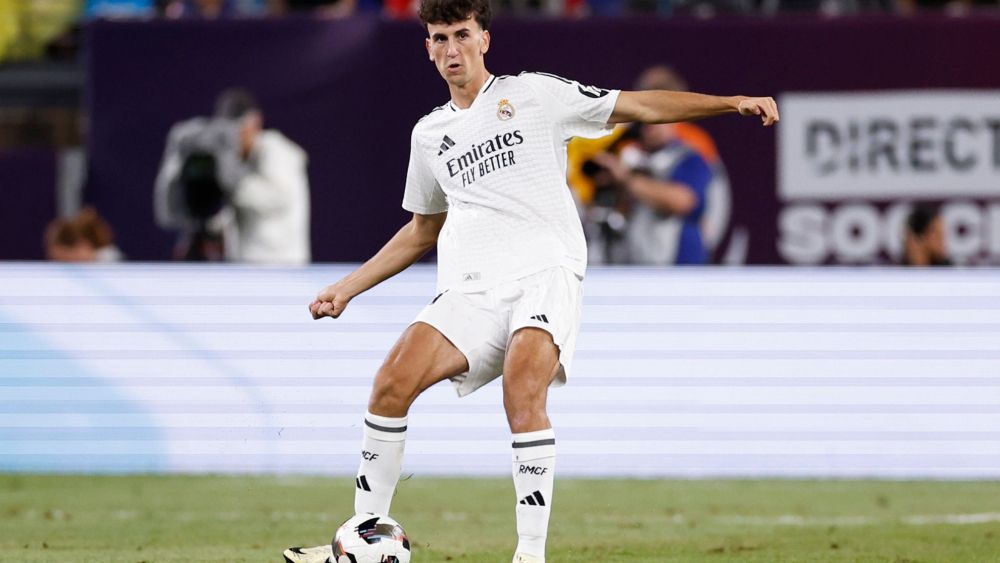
[425,17,490,88]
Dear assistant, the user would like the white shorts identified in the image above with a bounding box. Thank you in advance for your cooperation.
[412,266,584,397]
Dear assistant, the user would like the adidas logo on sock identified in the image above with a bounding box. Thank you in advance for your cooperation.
[356,475,371,492]
[437,135,456,156]
[519,490,546,507]
[529,314,549,323]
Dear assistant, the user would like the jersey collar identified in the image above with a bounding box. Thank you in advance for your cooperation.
[448,74,497,112]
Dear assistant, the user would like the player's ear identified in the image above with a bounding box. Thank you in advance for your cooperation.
[480,30,490,55]
[425,37,433,61]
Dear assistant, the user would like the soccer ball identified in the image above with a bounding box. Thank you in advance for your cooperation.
[331,513,411,563]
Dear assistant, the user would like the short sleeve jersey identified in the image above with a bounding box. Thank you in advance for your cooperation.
[403,72,621,293]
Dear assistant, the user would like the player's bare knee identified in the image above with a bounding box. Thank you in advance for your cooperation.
[369,368,421,417]
[368,389,409,418]
[503,384,548,427]
[507,329,559,379]
[506,412,532,433]
[503,369,554,408]
[509,327,557,355]
[369,393,417,419]
[504,404,549,434]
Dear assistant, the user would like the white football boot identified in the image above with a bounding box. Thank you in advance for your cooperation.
[512,553,544,563]
[282,544,332,563]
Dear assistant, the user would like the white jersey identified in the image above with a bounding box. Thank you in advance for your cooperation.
[403,72,620,293]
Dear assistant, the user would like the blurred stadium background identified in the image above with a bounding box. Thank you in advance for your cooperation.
[1,1,999,561]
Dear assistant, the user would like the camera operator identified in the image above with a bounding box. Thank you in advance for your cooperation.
[588,122,713,265]
[577,123,639,264]
[570,65,732,265]
[154,88,311,264]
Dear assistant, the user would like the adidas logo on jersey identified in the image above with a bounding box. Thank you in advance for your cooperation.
[437,135,456,156]
[519,490,546,506]
[529,314,549,323]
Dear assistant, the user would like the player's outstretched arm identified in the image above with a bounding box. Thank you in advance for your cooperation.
[609,90,779,126]
[309,212,447,320]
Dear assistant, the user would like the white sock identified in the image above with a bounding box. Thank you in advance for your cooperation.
[511,428,555,559]
[354,411,407,516]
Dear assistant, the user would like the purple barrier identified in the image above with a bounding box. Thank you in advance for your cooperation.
[83,15,1000,263]
[0,149,56,260]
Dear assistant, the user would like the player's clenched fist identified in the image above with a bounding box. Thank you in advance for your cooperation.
[309,284,352,320]
[737,97,780,126]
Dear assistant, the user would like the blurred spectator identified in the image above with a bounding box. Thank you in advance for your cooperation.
[278,0,358,17]
[45,217,96,262]
[0,0,80,62]
[632,66,732,258]
[76,207,125,261]
[44,207,122,262]
[569,65,730,264]
[759,0,863,17]
[86,0,272,20]
[893,0,994,16]
[634,0,753,17]
[589,123,713,264]
[85,0,155,18]
[902,205,951,267]
[382,0,417,18]
[494,0,576,16]
[160,0,249,18]
[154,88,311,264]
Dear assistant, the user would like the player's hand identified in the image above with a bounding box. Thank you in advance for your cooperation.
[737,97,779,126]
[309,284,353,320]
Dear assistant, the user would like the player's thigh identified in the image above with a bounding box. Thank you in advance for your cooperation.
[502,266,583,401]
[414,288,509,397]
[370,321,469,409]
[502,327,561,406]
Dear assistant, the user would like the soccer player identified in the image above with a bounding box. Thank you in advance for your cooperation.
[284,1,778,561]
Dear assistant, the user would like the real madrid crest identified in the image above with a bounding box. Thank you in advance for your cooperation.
[497,98,515,121]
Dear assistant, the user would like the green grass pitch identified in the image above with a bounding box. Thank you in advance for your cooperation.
[2,475,999,562]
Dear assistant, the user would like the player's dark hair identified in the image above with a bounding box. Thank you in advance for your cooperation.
[906,205,938,236]
[418,0,492,31]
